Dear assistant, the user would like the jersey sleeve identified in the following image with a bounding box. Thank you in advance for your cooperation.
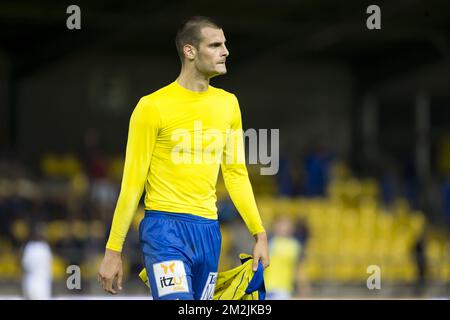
[220,95,265,236]
[106,97,160,252]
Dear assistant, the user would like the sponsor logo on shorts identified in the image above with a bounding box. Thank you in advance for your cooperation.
[153,260,189,297]
[200,272,218,300]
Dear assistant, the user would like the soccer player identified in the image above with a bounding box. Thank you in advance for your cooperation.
[97,16,269,300]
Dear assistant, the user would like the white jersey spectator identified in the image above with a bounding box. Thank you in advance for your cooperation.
[22,241,52,300]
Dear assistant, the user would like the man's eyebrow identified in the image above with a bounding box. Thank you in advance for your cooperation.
[209,40,226,46]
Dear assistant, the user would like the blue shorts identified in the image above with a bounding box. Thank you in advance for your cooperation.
[139,210,221,300]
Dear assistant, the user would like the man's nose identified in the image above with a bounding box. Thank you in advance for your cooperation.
[222,45,229,57]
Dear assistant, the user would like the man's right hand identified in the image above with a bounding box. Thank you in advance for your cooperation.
[98,248,123,294]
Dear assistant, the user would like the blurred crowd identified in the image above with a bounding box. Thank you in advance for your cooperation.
[1,132,450,298]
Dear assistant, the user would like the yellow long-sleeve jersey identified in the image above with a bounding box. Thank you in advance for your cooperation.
[106,80,265,252]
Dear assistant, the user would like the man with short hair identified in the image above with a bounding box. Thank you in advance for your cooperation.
[98,16,269,300]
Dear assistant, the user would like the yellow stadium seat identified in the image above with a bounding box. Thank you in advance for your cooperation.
[12,219,29,242]
[52,255,67,280]
[89,221,106,240]
[72,220,89,240]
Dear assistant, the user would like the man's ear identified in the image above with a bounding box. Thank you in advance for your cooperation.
[183,44,196,61]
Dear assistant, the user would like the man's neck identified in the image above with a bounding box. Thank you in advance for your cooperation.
[177,67,210,92]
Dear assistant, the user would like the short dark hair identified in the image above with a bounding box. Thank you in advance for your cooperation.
[175,16,222,64]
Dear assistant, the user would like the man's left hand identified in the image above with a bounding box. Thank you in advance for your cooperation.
[252,232,270,271]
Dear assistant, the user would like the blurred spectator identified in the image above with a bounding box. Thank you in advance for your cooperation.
[379,160,401,207]
[277,153,303,197]
[303,144,333,197]
[81,129,107,180]
[441,177,450,226]
[294,217,310,257]
[265,215,302,300]
[217,195,239,224]
[412,230,427,297]
[81,129,118,221]
[21,222,53,300]
[403,157,419,210]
